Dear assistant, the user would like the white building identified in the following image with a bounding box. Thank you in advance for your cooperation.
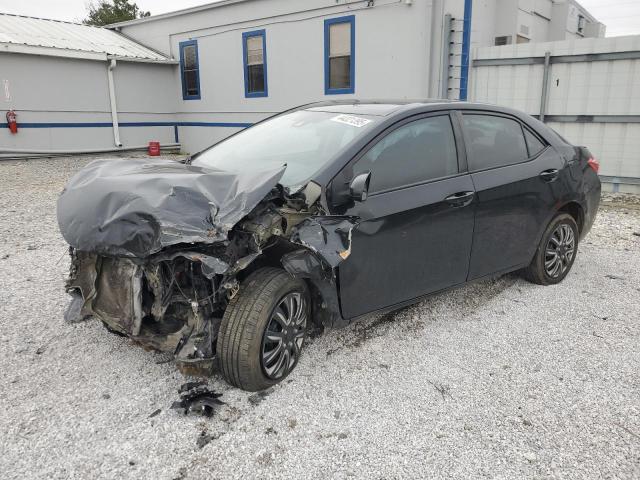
[474,0,605,47]
[0,0,605,155]
[0,14,178,154]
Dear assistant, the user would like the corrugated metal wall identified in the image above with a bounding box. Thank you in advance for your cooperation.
[469,36,640,193]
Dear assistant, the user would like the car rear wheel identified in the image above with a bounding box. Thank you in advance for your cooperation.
[217,267,310,391]
[523,213,579,285]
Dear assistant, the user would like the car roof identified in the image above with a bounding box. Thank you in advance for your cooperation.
[301,100,536,118]
[303,100,453,117]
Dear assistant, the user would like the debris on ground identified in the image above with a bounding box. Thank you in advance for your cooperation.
[605,274,624,280]
[196,431,215,449]
[170,382,224,417]
[247,388,274,405]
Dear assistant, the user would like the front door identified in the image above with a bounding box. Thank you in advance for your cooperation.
[336,113,476,319]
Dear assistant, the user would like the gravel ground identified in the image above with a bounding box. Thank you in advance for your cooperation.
[0,155,639,480]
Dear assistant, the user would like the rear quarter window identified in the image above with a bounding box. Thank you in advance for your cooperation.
[462,114,528,171]
[523,128,546,157]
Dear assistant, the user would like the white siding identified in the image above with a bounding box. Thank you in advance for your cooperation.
[0,53,176,151]
[119,0,435,152]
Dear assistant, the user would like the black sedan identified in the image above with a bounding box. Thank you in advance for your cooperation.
[58,101,601,391]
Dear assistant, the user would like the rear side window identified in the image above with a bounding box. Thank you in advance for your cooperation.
[462,114,528,171]
[524,128,546,156]
[354,115,458,193]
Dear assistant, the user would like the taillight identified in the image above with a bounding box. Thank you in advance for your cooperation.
[587,157,600,174]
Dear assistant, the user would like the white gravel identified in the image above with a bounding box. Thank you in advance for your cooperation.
[0,155,638,480]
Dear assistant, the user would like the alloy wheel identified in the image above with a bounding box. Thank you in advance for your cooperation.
[261,292,307,380]
[544,224,576,278]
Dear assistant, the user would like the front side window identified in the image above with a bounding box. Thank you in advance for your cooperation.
[193,110,379,189]
[353,115,459,193]
[325,16,355,95]
[243,30,268,97]
[180,40,201,100]
[462,114,528,171]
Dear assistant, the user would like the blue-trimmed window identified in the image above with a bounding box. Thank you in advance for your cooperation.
[179,40,201,100]
[242,30,268,98]
[324,15,355,95]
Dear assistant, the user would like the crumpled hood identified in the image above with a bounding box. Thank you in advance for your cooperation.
[57,157,286,258]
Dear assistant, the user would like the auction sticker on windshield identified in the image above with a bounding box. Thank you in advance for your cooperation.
[331,114,372,128]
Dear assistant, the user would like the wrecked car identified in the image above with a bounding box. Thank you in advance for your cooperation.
[58,101,601,391]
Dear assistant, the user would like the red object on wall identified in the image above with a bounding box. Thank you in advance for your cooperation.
[148,141,160,156]
[6,110,17,134]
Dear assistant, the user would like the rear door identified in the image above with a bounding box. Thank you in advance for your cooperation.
[335,112,476,319]
[459,111,565,279]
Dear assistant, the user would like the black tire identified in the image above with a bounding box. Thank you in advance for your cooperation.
[523,213,579,285]
[217,268,310,391]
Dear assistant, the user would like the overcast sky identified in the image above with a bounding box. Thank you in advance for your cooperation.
[0,0,638,37]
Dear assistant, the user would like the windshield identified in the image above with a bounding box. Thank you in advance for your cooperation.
[192,110,379,188]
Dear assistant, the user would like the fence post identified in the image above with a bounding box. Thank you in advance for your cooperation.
[540,51,551,123]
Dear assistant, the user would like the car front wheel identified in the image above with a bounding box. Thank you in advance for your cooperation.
[523,213,579,285]
[217,267,310,391]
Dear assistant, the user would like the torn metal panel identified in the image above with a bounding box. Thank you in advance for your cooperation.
[57,157,286,258]
[281,249,346,328]
[65,252,142,334]
[283,217,360,328]
[92,256,143,336]
[289,216,359,268]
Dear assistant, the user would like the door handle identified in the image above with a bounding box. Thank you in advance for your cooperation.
[444,191,475,207]
[539,169,559,182]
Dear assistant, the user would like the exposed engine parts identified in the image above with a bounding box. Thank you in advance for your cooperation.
[60,157,357,376]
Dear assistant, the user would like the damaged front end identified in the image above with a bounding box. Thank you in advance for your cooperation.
[60,157,357,376]
[67,248,228,374]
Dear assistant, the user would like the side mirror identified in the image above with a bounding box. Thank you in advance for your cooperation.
[349,172,371,202]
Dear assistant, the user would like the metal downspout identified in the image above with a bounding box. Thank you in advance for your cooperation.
[107,59,123,148]
[440,13,453,99]
[459,0,473,101]
[539,51,552,123]
[427,0,437,97]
